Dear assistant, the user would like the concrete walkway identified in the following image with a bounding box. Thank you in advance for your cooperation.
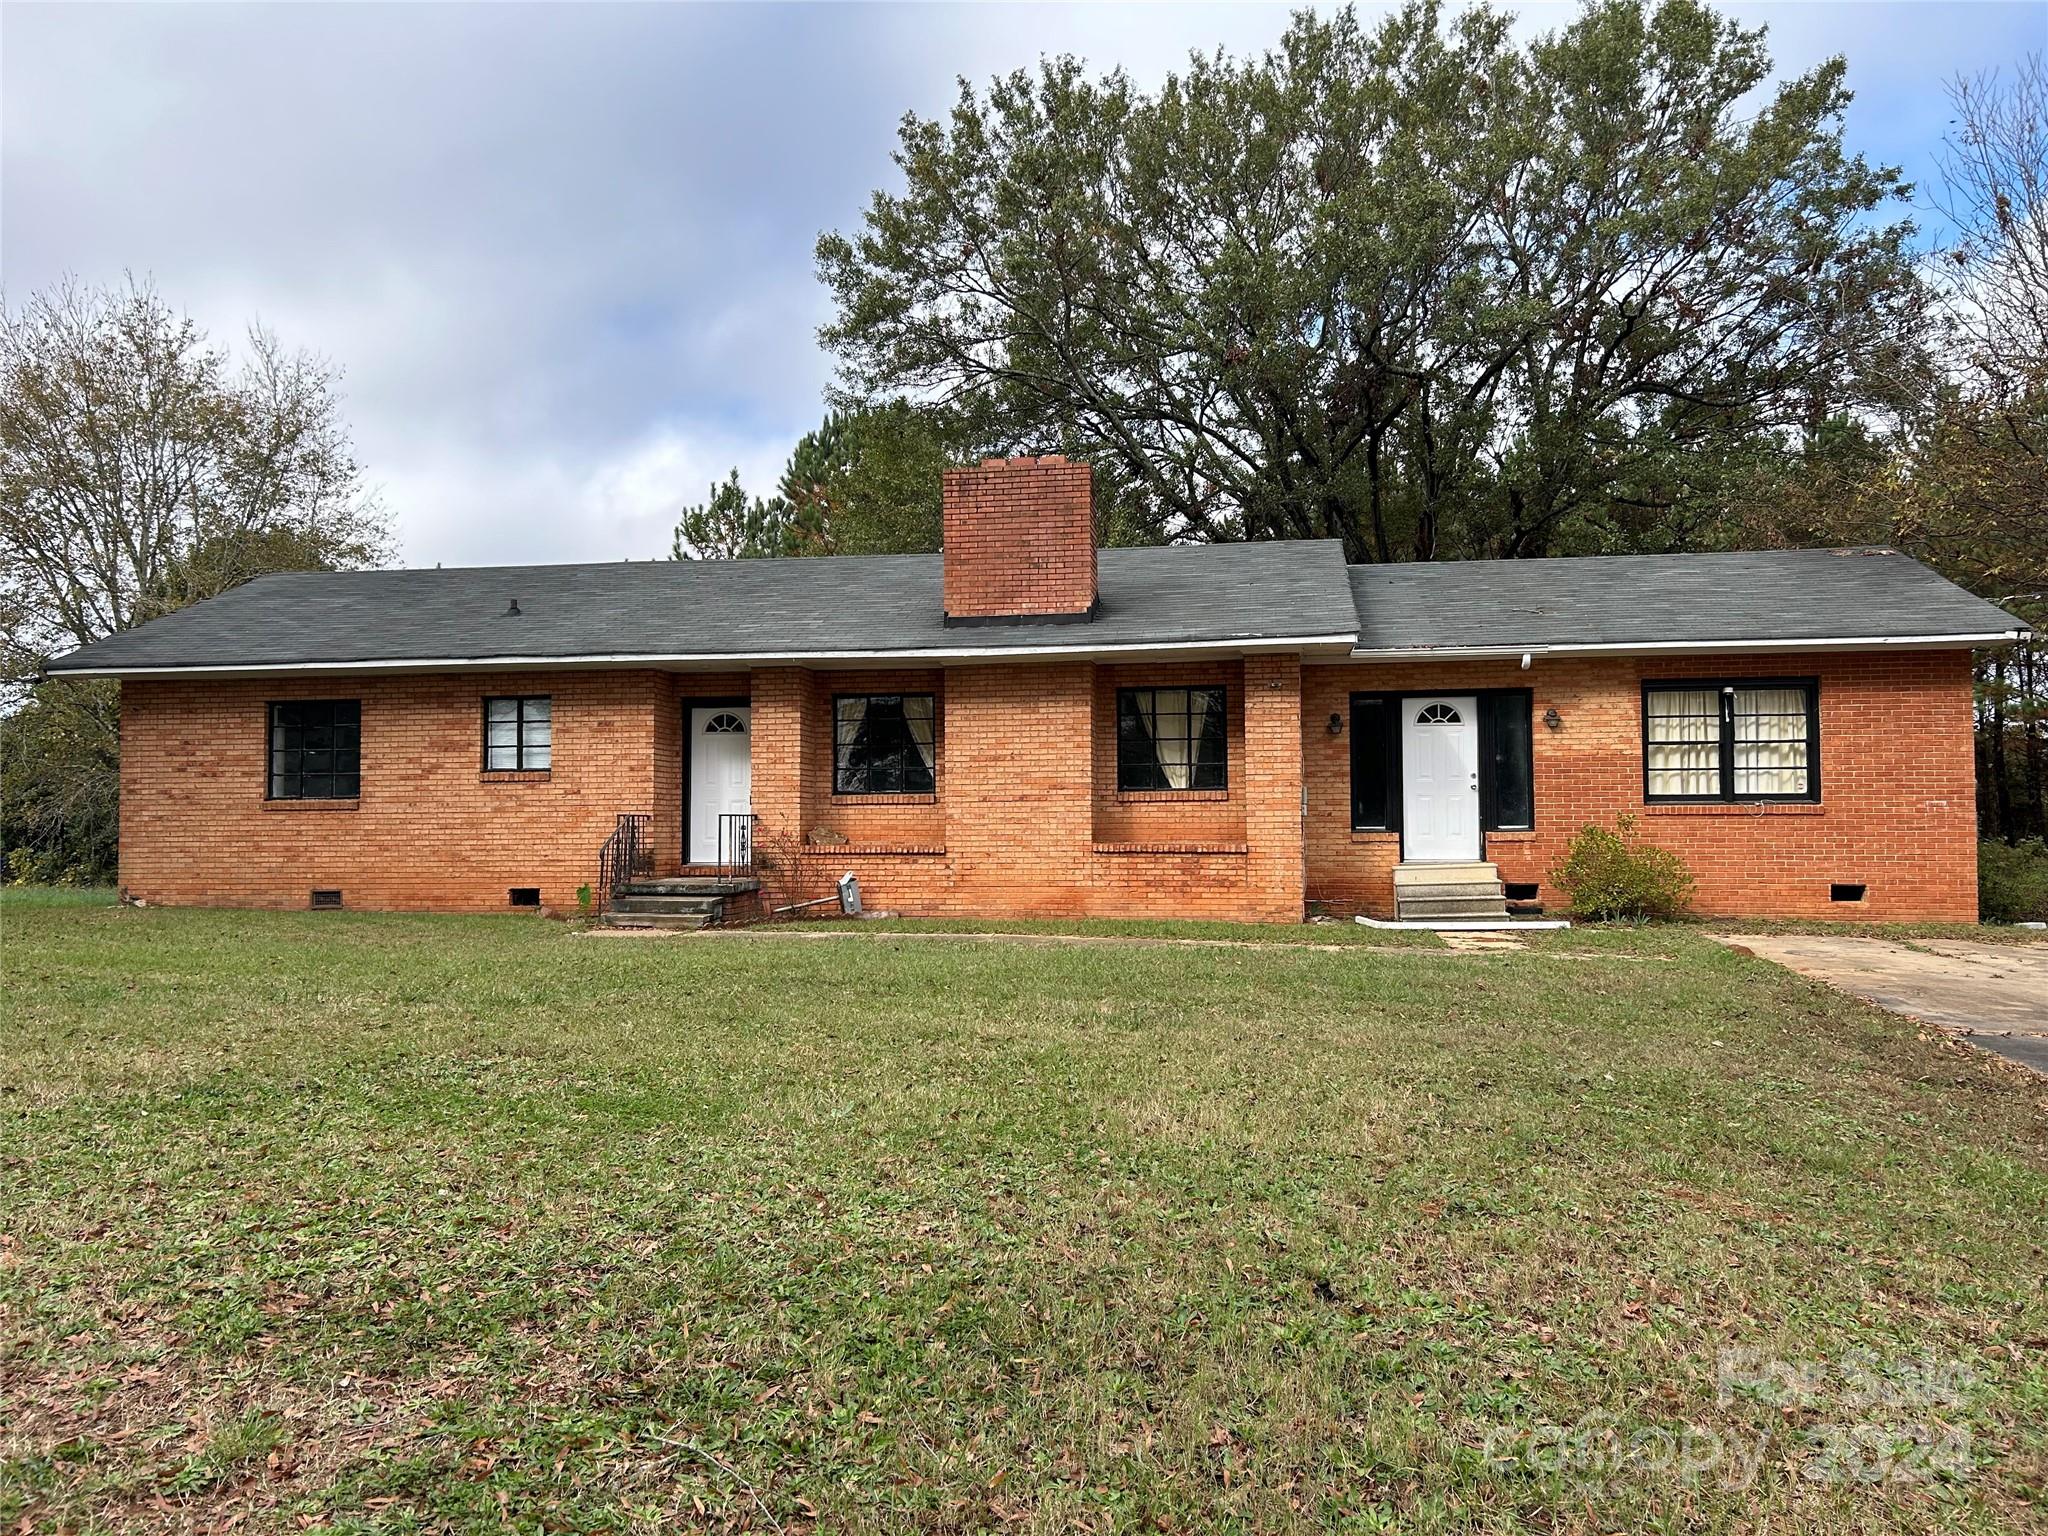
[1720,934,2048,1073]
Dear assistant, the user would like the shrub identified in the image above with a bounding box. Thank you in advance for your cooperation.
[1549,814,1696,921]
[1980,839,2048,924]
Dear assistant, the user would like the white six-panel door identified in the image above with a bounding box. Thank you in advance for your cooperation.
[688,706,752,864]
[1400,695,1480,862]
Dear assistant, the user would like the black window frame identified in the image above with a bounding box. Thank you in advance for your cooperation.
[1115,686,1229,793]
[266,699,361,801]
[1348,690,1534,835]
[1641,677,1821,805]
[483,695,553,772]
[832,692,938,796]
[1478,690,1535,832]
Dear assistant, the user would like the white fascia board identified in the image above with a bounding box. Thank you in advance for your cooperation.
[49,633,1362,681]
[1335,630,2030,662]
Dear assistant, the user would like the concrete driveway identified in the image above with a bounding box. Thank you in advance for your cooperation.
[1721,934,2048,1073]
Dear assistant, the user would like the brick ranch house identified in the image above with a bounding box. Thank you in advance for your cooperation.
[48,456,2031,924]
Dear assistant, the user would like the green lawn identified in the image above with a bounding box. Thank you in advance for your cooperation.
[3,891,2044,1533]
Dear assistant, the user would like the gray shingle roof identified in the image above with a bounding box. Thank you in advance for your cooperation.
[46,541,1359,675]
[1346,547,2027,655]
[44,541,2026,677]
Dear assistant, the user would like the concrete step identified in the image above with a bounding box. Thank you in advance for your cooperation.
[610,894,726,916]
[1396,880,1506,903]
[620,877,759,897]
[1393,861,1499,887]
[600,911,713,931]
[1397,895,1512,919]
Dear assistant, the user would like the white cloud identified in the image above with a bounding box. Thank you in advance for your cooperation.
[370,422,793,570]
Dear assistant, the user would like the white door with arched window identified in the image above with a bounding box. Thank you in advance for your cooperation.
[688,706,752,864]
[1401,695,1480,862]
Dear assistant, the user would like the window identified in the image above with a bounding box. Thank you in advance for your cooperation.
[704,712,746,734]
[484,696,551,771]
[834,694,936,794]
[1349,691,1533,833]
[1117,687,1227,791]
[1349,695,1398,830]
[1479,692,1533,832]
[268,700,360,800]
[1643,680,1818,802]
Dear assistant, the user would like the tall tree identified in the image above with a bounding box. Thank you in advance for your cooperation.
[670,469,793,559]
[0,277,388,881]
[673,401,1016,559]
[0,277,388,689]
[817,0,1927,561]
[1924,58,2048,842]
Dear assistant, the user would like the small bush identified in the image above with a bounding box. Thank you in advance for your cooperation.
[1980,839,2048,924]
[1549,814,1695,921]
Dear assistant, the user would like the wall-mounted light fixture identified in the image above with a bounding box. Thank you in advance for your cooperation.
[1327,712,1344,735]
[1543,706,1562,731]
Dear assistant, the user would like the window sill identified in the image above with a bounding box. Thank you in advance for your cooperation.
[1094,841,1248,856]
[831,792,938,805]
[1643,801,1824,817]
[825,844,946,856]
[1484,829,1537,841]
[1350,829,1399,841]
[1115,788,1230,803]
[262,798,359,812]
[481,770,551,784]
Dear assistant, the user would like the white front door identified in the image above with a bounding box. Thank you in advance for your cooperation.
[688,705,752,864]
[1401,695,1480,862]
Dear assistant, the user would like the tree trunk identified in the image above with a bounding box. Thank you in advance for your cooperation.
[2022,639,2046,842]
[1989,651,2015,843]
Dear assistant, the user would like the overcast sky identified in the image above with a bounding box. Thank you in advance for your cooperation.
[6,2,2043,570]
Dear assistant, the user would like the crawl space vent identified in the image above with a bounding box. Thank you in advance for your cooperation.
[309,889,344,911]
[1504,882,1540,902]
[1830,883,1867,904]
[509,887,542,908]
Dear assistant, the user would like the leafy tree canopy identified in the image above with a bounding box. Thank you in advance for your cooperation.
[1,276,389,689]
[816,0,1927,562]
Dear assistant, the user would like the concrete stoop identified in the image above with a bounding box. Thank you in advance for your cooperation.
[602,876,760,931]
[1393,860,1509,922]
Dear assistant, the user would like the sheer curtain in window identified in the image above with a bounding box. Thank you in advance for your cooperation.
[1733,687,1808,796]
[1646,689,1720,797]
[1152,689,1195,790]
[902,694,936,774]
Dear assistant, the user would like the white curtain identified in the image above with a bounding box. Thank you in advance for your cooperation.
[902,694,936,772]
[1152,689,1193,790]
[1733,687,1808,795]
[1646,688,1719,797]
[485,696,519,770]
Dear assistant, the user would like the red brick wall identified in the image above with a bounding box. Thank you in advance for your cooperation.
[119,671,675,912]
[941,457,1097,621]
[1090,661,1246,847]
[798,669,947,851]
[745,659,1304,921]
[1301,650,1980,922]
[116,646,1979,924]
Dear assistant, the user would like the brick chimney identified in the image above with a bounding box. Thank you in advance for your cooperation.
[941,456,1098,625]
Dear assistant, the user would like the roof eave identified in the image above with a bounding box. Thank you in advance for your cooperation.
[46,632,1363,680]
[1338,630,2032,662]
